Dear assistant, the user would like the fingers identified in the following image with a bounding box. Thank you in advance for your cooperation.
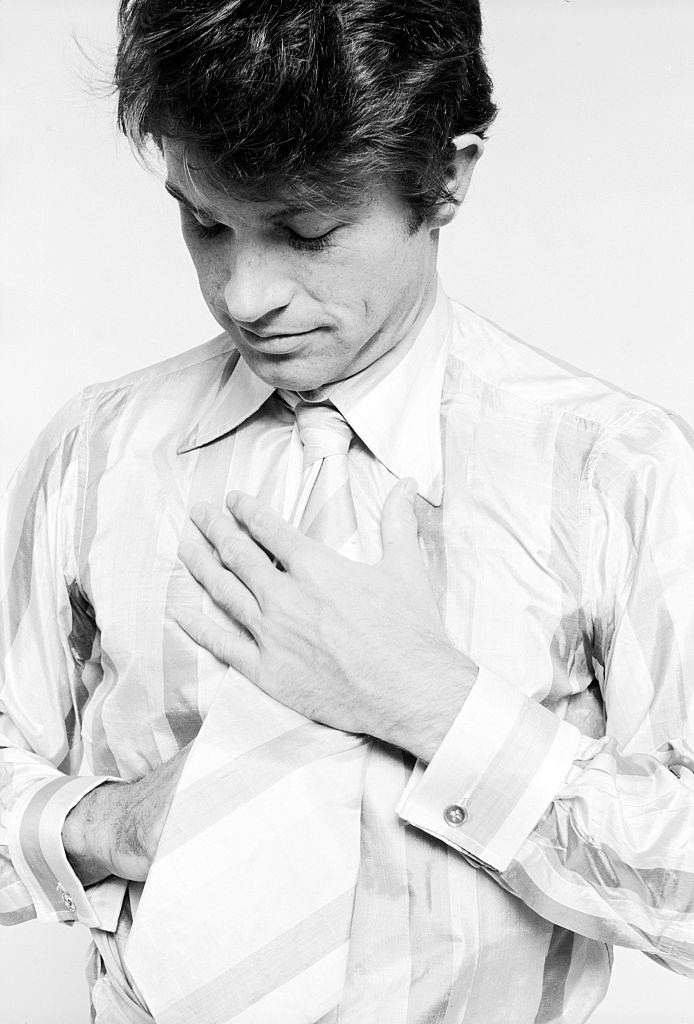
[226,491,308,571]
[380,478,421,563]
[178,537,261,633]
[189,502,279,601]
[175,607,260,681]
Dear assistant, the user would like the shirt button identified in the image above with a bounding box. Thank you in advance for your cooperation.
[443,803,468,827]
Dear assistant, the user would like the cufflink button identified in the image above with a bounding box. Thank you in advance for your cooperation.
[443,803,468,827]
[56,883,76,913]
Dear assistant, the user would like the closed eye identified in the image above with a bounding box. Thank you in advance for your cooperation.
[169,183,341,254]
[286,227,337,253]
[185,214,337,253]
[188,218,226,240]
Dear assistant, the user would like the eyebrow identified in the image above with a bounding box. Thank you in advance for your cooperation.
[164,181,321,223]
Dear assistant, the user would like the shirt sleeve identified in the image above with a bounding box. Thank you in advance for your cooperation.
[0,393,123,930]
[398,405,694,976]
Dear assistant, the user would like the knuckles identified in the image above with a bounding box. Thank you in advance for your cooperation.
[246,506,275,542]
[293,547,324,582]
[209,577,231,609]
[231,494,256,525]
[219,537,246,570]
[202,626,228,662]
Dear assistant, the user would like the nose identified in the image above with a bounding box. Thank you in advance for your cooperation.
[223,240,295,327]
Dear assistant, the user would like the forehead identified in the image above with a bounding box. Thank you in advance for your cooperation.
[161,137,376,223]
[162,139,295,219]
[164,179,319,228]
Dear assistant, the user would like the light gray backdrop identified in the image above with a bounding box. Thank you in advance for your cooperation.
[1,1,693,1021]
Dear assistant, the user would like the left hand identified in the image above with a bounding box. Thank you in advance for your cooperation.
[175,478,478,761]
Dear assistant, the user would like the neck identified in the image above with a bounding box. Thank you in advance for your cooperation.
[299,274,440,405]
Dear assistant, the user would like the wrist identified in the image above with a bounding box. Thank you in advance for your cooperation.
[62,780,133,885]
[389,648,479,763]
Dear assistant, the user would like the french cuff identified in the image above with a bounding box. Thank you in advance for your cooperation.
[396,667,582,872]
[7,773,117,928]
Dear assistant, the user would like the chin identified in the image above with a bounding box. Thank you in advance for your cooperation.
[264,370,329,392]
[245,354,334,392]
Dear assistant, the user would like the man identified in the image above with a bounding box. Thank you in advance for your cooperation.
[2,1,694,1022]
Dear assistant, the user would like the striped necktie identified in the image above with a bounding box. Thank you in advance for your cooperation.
[290,400,363,559]
[126,399,371,1024]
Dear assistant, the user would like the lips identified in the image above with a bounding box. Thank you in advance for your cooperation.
[243,327,318,340]
[237,326,320,355]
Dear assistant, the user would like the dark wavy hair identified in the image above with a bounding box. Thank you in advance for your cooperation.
[114,0,497,222]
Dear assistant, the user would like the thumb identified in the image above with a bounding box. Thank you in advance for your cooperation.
[380,477,420,560]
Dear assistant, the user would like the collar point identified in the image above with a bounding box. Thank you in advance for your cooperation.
[176,435,199,455]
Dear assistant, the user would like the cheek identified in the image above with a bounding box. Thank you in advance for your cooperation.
[186,243,229,311]
[316,241,407,320]
[345,234,427,323]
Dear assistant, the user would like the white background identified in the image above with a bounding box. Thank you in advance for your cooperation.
[1,1,693,1021]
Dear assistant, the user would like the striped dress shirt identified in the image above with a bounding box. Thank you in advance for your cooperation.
[2,283,694,1022]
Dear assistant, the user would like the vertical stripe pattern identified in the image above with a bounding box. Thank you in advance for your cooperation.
[2,292,694,1022]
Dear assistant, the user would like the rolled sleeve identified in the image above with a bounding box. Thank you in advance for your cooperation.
[7,773,117,928]
[397,667,582,871]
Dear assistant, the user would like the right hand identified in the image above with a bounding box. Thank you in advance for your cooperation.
[62,745,191,885]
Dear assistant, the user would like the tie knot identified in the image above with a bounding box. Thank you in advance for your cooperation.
[295,402,353,465]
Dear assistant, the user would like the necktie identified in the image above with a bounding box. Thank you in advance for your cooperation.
[126,400,371,1024]
[290,400,363,560]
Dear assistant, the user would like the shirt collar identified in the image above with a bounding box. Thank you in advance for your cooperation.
[178,281,453,507]
[177,350,275,454]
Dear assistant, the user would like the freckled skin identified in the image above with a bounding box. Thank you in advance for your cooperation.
[163,140,452,392]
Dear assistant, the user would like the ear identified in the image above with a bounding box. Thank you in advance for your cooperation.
[427,133,485,230]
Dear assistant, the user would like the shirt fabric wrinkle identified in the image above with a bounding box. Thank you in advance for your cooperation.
[2,280,694,1021]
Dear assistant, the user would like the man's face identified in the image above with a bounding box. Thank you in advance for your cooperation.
[163,142,440,391]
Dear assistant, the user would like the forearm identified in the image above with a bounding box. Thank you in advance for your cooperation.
[386,649,478,764]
